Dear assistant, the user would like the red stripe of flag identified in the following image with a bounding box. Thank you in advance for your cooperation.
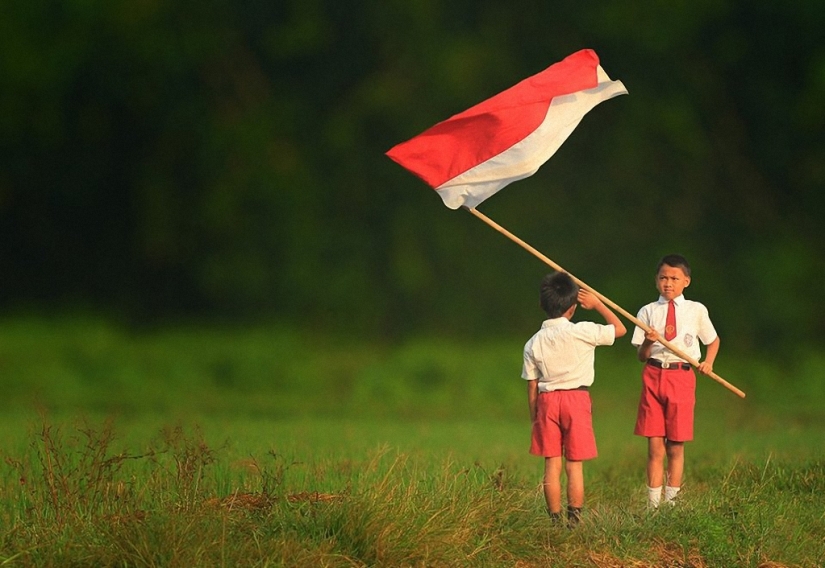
[387,50,599,189]
[386,49,627,209]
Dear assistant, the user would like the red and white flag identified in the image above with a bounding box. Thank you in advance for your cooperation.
[386,49,627,209]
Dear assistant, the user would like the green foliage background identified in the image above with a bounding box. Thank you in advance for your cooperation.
[3,8,824,564]
[1,1,824,353]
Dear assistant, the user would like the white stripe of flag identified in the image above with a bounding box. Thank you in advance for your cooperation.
[387,49,627,209]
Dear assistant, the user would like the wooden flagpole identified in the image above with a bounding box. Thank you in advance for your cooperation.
[467,207,745,398]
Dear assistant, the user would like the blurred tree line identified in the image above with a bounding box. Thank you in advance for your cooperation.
[1,0,823,352]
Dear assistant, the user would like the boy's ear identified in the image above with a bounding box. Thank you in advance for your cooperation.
[685,276,691,287]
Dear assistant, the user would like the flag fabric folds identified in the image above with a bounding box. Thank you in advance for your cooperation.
[385,49,627,209]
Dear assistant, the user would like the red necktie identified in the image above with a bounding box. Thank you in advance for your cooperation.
[664,300,676,341]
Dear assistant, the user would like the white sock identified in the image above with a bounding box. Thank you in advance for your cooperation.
[647,486,662,509]
[664,485,681,505]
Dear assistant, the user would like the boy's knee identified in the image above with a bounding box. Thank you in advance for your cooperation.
[665,441,685,458]
[647,442,666,460]
[648,449,665,462]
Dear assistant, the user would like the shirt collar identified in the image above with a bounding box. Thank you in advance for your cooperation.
[541,317,571,328]
[657,294,685,305]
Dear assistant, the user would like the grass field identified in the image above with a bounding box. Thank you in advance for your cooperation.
[0,318,823,566]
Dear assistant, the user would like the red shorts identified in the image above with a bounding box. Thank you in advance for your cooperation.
[634,364,696,442]
[530,390,597,461]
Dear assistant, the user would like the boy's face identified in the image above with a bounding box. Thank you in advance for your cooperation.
[656,264,690,300]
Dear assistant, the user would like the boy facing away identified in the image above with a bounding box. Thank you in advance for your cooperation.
[522,272,626,526]
[632,254,720,509]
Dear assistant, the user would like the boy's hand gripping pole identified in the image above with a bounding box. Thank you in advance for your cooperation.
[466,207,746,399]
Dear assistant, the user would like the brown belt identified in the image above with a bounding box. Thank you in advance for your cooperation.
[647,358,691,371]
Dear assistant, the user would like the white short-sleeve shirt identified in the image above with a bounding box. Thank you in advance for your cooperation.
[631,295,718,364]
[522,317,616,392]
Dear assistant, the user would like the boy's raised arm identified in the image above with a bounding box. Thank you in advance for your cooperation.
[578,290,627,338]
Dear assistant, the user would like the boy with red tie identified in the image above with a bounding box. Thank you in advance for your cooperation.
[632,254,720,509]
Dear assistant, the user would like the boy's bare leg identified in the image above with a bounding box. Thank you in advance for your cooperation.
[665,441,685,486]
[646,436,666,487]
[543,457,563,513]
[565,460,584,508]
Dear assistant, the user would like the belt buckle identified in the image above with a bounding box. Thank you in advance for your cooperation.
[661,361,672,369]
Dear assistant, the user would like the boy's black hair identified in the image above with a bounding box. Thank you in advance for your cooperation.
[658,254,691,277]
[540,272,579,318]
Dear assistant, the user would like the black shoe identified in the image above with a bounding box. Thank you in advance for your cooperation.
[567,506,582,528]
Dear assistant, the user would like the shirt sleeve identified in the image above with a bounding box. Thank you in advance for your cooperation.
[521,338,540,381]
[696,303,718,345]
[576,321,616,346]
[631,304,651,346]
